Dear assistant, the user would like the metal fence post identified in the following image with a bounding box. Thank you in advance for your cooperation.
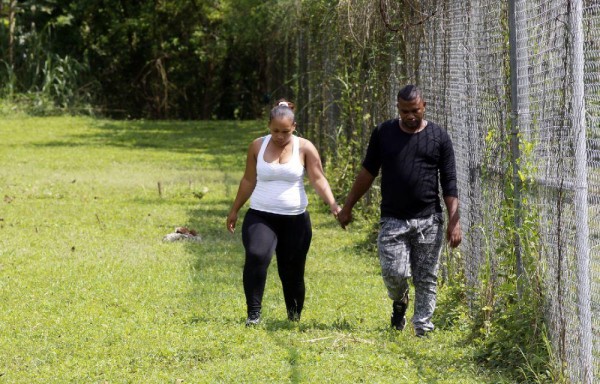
[570,1,593,382]
[508,0,524,293]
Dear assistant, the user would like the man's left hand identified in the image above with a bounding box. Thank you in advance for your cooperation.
[446,221,462,248]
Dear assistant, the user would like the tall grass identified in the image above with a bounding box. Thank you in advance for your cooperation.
[0,116,516,382]
[0,19,95,117]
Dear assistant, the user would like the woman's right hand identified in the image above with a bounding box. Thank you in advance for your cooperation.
[330,202,342,219]
[226,211,238,234]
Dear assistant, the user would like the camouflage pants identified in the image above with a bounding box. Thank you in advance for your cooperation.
[377,213,444,331]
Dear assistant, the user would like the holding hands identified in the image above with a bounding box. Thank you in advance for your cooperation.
[330,202,342,219]
[336,205,352,229]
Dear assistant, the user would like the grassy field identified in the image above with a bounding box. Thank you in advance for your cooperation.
[0,116,515,383]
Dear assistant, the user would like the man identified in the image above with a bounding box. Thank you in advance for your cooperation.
[337,84,461,337]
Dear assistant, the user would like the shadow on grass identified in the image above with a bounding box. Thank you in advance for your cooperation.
[183,202,242,266]
[263,318,354,333]
[261,321,304,384]
[31,119,265,170]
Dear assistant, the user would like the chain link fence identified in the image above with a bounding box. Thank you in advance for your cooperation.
[396,0,599,382]
[294,0,598,381]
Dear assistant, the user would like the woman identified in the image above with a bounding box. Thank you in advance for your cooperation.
[227,100,341,326]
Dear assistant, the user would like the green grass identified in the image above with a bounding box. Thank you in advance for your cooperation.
[0,116,515,383]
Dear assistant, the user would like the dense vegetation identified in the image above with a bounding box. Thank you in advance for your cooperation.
[0,1,356,120]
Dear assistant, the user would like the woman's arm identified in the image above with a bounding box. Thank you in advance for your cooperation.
[302,139,341,217]
[226,139,260,233]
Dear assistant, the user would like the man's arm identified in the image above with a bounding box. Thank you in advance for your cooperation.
[443,195,461,248]
[337,167,376,229]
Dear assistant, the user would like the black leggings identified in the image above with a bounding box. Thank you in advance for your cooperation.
[242,208,312,317]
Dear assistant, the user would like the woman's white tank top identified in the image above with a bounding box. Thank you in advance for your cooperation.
[250,135,308,215]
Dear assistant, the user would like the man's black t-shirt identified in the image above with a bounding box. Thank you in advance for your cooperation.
[362,118,458,220]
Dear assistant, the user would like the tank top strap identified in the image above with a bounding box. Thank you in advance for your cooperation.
[257,135,271,163]
[292,135,300,161]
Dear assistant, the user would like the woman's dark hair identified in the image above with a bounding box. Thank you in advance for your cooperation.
[269,98,296,123]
